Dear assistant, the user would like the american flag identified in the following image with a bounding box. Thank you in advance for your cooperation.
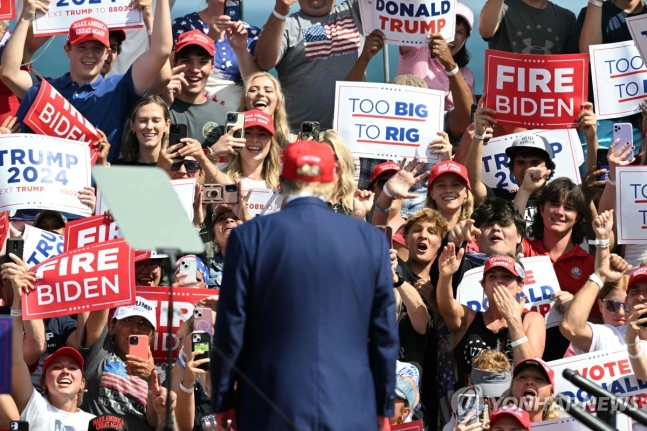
[302,16,361,60]
[100,360,149,407]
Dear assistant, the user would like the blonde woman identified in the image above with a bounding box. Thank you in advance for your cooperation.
[320,131,357,215]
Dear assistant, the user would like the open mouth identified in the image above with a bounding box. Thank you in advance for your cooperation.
[489,234,504,243]
[186,76,202,85]
[246,145,262,154]
[142,132,157,139]
[523,389,537,401]
[57,377,73,387]
[442,196,457,202]
[254,100,268,109]
[416,243,428,253]
[82,61,97,67]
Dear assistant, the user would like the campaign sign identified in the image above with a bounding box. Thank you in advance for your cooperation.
[136,286,217,363]
[589,41,647,120]
[455,256,562,328]
[391,420,424,431]
[24,81,101,164]
[0,317,10,394]
[246,189,284,217]
[0,134,92,216]
[360,0,456,45]
[23,225,64,269]
[615,166,647,244]
[548,347,647,412]
[33,0,144,36]
[484,50,589,128]
[64,215,121,252]
[480,129,583,193]
[0,1,15,20]
[333,82,444,161]
[22,239,136,320]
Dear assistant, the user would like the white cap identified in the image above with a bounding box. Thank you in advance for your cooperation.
[505,134,554,159]
[113,296,156,329]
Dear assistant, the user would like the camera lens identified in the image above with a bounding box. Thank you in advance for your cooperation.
[171,125,180,134]
[225,185,238,193]
[130,337,138,345]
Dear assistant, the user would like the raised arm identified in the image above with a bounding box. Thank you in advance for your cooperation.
[83,308,109,349]
[255,0,297,70]
[371,158,430,226]
[561,252,630,353]
[578,3,603,53]
[478,0,505,39]
[513,166,550,215]
[390,249,428,334]
[0,0,47,99]
[436,243,469,335]
[228,22,260,81]
[626,302,647,381]
[345,30,385,82]
[465,98,495,206]
[132,0,173,96]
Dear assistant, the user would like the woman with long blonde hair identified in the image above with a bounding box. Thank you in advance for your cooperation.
[320,131,356,214]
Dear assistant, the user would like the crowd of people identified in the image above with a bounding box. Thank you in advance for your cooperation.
[0,0,646,429]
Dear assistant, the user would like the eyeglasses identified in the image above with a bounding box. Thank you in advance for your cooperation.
[170,160,201,174]
[119,317,154,332]
[602,299,628,313]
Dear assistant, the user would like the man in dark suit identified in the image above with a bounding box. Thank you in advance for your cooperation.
[211,141,399,431]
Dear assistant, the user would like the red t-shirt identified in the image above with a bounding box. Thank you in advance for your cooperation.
[522,237,598,318]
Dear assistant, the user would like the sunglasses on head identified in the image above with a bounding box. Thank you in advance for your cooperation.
[170,159,200,173]
[602,299,628,313]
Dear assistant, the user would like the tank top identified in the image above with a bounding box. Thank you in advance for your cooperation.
[453,312,526,390]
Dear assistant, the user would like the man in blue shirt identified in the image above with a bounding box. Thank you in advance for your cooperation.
[2,0,172,162]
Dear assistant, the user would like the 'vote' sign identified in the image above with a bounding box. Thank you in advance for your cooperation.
[22,238,136,320]
[484,50,589,128]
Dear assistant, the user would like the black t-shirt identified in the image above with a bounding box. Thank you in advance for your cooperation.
[396,259,431,366]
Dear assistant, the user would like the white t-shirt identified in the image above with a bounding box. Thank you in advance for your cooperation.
[21,388,96,431]
[239,177,268,191]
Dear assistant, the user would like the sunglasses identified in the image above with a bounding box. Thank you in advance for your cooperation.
[602,299,628,313]
[170,160,200,174]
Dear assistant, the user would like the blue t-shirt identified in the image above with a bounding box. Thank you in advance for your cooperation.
[172,12,259,84]
[15,66,142,163]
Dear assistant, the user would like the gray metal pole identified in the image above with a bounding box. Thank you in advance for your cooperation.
[383,43,390,83]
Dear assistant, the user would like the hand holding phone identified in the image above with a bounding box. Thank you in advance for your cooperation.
[226,112,245,144]
[128,335,149,360]
[300,121,320,141]
[612,123,635,162]
[192,332,211,371]
[193,307,214,336]
[6,238,24,260]
[176,256,198,287]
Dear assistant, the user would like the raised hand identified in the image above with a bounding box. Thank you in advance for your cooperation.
[596,253,632,284]
[592,210,613,240]
[494,285,525,322]
[428,131,453,161]
[383,157,430,199]
[519,166,551,193]
[428,33,455,71]
[577,102,597,140]
[448,219,481,246]
[352,190,375,220]
[439,243,465,277]
[360,30,385,62]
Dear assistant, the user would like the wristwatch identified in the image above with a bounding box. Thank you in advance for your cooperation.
[394,273,405,287]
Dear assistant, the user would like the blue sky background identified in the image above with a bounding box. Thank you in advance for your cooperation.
[27,0,584,94]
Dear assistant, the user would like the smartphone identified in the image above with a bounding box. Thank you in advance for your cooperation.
[128,335,149,360]
[193,307,214,336]
[456,393,480,426]
[6,238,24,260]
[612,123,635,162]
[224,0,241,21]
[300,121,320,141]
[10,422,29,431]
[192,332,211,371]
[202,184,223,204]
[177,256,198,287]
[596,149,609,181]
[169,123,188,147]
[376,225,393,247]
[226,112,245,143]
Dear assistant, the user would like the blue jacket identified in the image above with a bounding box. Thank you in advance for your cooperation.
[211,197,399,430]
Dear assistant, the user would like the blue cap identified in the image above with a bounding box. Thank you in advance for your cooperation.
[395,374,419,408]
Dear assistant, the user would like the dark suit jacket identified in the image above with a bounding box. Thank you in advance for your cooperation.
[210,197,399,430]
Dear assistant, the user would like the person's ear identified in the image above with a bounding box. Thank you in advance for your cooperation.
[598,298,604,315]
[402,406,411,421]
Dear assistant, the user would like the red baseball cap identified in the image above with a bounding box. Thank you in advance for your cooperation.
[483,255,525,280]
[628,267,647,291]
[427,161,471,190]
[67,19,110,49]
[281,141,336,183]
[489,405,532,430]
[42,346,85,374]
[513,357,555,393]
[369,161,400,188]
[175,29,215,57]
[245,109,274,136]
